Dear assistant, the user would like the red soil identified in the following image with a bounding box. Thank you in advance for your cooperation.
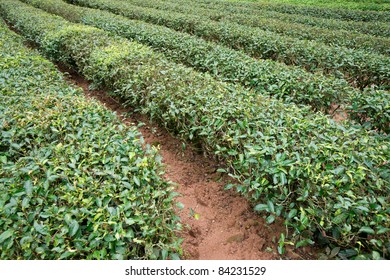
[57,65,317,260]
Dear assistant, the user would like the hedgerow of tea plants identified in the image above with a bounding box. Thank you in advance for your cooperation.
[21,0,390,133]
[68,0,390,89]
[156,0,390,38]
[2,0,389,259]
[206,0,390,22]
[0,19,180,260]
[235,0,390,11]
[112,0,390,55]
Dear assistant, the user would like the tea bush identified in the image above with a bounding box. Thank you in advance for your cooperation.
[25,0,389,132]
[172,0,390,37]
[1,0,389,259]
[0,19,180,259]
[243,0,390,22]
[114,0,390,55]
[68,0,390,89]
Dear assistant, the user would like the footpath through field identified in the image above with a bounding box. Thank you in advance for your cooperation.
[62,67,313,260]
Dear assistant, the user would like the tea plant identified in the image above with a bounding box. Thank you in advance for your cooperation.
[26,0,389,132]
[199,0,390,22]
[0,19,180,259]
[170,0,390,37]
[69,0,390,89]
[1,0,388,259]
[113,0,390,55]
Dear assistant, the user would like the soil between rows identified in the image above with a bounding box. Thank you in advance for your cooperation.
[56,64,317,260]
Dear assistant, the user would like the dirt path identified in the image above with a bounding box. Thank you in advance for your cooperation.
[57,65,316,260]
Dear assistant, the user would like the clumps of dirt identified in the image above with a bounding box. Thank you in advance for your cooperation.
[56,65,317,260]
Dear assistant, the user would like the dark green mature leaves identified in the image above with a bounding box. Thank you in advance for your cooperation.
[0,19,180,259]
[22,0,390,131]
[70,0,389,89]
[183,0,390,37]
[0,230,13,243]
[1,0,389,259]
[47,0,388,132]
[110,0,390,55]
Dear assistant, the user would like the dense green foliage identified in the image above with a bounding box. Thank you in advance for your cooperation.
[212,0,390,21]
[232,0,390,11]
[172,0,390,38]
[68,0,390,89]
[21,0,390,133]
[2,0,389,259]
[0,18,180,259]
[116,0,390,55]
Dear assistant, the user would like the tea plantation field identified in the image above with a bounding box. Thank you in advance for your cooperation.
[0,0,389,260]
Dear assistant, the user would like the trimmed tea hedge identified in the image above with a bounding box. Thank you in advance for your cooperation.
[163,0,390,38]
[22,0,390,133]
[196,0,390,22]
[2,0,389,259]
[115,0,390,55]
[247,0,390,22]
[0,18,180,260]
[68,0,390,89]
[239,0,390,11]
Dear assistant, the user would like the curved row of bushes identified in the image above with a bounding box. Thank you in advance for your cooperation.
[0,18,180,259]
[256,0,390,11]
[115,0,390,55]
[68,0,390,90]
[168,0,390,38]
[22,0,390,133]
[2,0,388,259]
[200,0,390,22]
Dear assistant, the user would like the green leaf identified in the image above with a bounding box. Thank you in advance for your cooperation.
[376,227,390,235]
[125,229,134,239]
[267,200,275,213]
[113,253,124,260]
[369,239,382,247]
[332,165,345,175]
[133,176,140,186]
[300,211,309,227]
[20,236,33,246]
[354,254,369,260]
[170,253,180,260]
[0,155,7,163]
[24,180,33,196]
[280,173,287,185]
[254,204,268,212]
[35,247,45,254]
[287,209,297,219]
[338,249,358,259]
[161,249,168,260]
[0,229,13,243]
[59,251,74,260]
[176,202,184,209]
[332,212,348,224]
[372,251,381,260]
[356,206,369,212]
[358,226,375,235]
[266,215,275,224]
[295,239,314,248]
[69,220,79,237]
[277,245,285,255]
[318,254,329,260]
[33,221,48,236]
[329,247,340,259]
[22,197,30,208]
